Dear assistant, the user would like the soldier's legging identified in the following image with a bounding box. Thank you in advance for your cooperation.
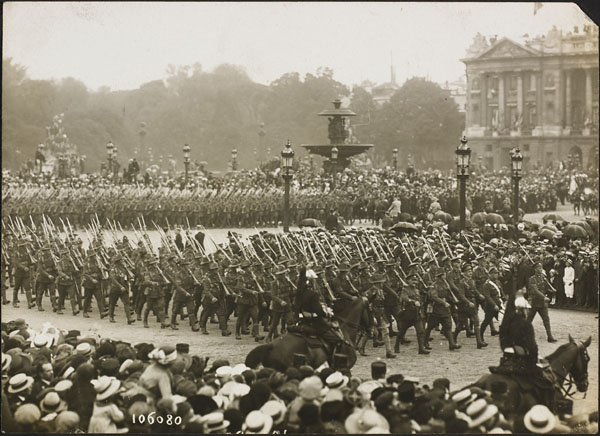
[14,273,33,307]
[109,290,133,322]
[57,283,80,314]
[425,314,458,350]
[480,308,499,340]
[83,286,105,315]
[454,309,484,346]
[36,281,57,309]
[171,297,198,328]
[199,302,228,331]
[269,310,292,337]
[236,303,260,336]
[144,297,167,326]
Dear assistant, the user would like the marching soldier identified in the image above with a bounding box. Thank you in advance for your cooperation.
[108,254,135,324]
[13,240,35,309]
[364,274,396,358]
[480,266,503,342]
[81,251,108,319]
[453,263,487,349]
[331,262,360,313]
[35,246,57,312]
[169,259,200,331]
[394,267,429,355]
[199,262,231,336]
[424,267,461,351]
[56,248,81,316]
[141,258,169,329]
[526,262,557,343]
[235,260,265,342]
[267,265,294,342]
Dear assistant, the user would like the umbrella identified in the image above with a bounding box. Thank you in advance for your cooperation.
[562,224,588,239]
[390,222,418,233]
[538,228,556,239]
[485,213,505,225]
[542,213,565,222]
[299,218,322,228]
[434,211,453,224]
[471,212,487,226]
[448,219,473,233]
[572,221,594,237]
[398,212,413,223]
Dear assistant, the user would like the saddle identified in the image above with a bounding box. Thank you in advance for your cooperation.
[287,324,332,352]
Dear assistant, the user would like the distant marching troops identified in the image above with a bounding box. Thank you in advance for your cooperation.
[1,216,568,359]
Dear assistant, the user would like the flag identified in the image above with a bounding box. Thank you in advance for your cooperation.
[533,2,543,15]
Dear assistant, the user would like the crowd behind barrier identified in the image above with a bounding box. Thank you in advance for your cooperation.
[2,317,598,434]
[2,167,598,229]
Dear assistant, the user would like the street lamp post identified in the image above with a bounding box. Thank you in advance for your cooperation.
[510,147,523,225]
[80,155,86,174]
[113,147,119,177]
[331,146,338,190]
[455,136,471,231]
[231,148,238,171]
[106,141,114,176]
[392,148,398,170]
[281,140,295,233]
[183,144,191,184]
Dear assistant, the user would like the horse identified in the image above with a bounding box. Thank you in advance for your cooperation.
[470,335,591,415]
[245,298,368,373]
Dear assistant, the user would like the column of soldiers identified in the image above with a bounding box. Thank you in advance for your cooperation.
[2,223,566,359]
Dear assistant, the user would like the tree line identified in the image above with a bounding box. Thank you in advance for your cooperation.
[2,58,463,172]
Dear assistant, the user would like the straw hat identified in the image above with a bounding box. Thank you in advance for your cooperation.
[40,391,67,414]
[2,353,12,372]
[92,376,122,401]
[466,398,499,429]
[242,410,273,434]
[298,376,323,401]
[260,400,287,425]
[203,412,230,433]
[8,373,34,394]
[523,405,557,434]
[345,408,390,434]
[325,371,349,389]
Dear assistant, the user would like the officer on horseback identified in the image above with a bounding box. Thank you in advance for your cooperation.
[293,266,344,360]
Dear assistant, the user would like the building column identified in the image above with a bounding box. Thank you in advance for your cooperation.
[480,73,487,127]
[556,70,563,125]
[585,68,593,121]
[536,71,544,127]
[466,73,472,127]
[498,73,505,131]
[565,69,572,126]
[517,72,524,121]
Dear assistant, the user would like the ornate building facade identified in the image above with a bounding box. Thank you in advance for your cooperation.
[462,25,599,171]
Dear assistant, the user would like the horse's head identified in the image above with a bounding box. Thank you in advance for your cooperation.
[567,334,591,392]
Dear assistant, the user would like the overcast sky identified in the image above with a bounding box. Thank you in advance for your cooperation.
[2,2,595,91]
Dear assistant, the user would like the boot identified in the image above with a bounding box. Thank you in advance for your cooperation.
[393,335,400,354]
[83,312,90,318]
[388,326,397,337]
[252,324,265,342]
[383,330,396,359]
[543,319,557,342]
[50,296,58,312]
[143,309,150,328]
[475,326,488,349]
[71,299,80,316]
[235,333,242,340]
[417,334,430,355]
[358,335,369,356]
[222,330,232,337]
[26,291,35,309]
[38,304,45,312]
[447,330,461,350]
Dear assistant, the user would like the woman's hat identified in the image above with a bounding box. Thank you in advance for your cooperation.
[8,373,34,394]
[203,412,230,433]
[523,404,557,433]
[298,375,323,401]
[40,391,67,414]
[466,398,498,429]
[325,371,349,389]
[242,410,273,434]
[148,345,177,365]
[260,400,287,425]
[92,376,122,401]
[345,408,390,434]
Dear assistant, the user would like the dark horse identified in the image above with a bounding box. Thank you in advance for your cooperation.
[245,298,368,372]
[470,335,591,415]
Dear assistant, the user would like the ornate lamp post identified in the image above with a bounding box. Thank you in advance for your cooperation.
[113,147,119,176]
[392,148,398,170]
[281,140,295,232]
[183,144,191,184]
[231,148,238,171]
[510,147,523,225]
[106,141,114,175]
[331,146,338,190]
[80,155,86,174]
[455,136,471,231]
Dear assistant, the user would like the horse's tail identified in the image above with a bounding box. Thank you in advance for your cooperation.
[245,343,273,369]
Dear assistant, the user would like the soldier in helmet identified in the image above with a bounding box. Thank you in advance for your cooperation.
[141,258,169,329]
[56,248,81,316]
[424,267,461,351]
[365,274,396,359]
[81,250,108,319]
[108,254,135,324]
[169,259,200,331]
[235,260,265,342]
[35,245,58,312]
[13,240,35,309]
[267,264,294,342]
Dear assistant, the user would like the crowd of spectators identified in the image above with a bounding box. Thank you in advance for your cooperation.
[2,318,597,434]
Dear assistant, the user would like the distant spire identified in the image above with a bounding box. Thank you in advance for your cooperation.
[390,51,396,85]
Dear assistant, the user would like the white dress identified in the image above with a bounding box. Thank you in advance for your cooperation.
[563,265,575,299]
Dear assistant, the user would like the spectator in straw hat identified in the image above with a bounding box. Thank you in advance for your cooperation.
[7,373,34,411]
[88,376,125,433]
[13,403,42,432]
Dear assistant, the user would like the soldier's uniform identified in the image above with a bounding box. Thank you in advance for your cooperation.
[267,265,294,342]
[56,249,81,316]
[199,264,231,336]
[169,260,199,331]
[235,262,265,341]
[108,256,135,324]
[480,267,503,342]
[362,274,396,358]
[13,242,35,309]
[453,264,487,348]
[81,253,107,318]
[526,265,557,342]
[394,272,429,355]
[424,268,461,351]
[331,263,360,314]
[141,259,168,329]
[35,246,57,311]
